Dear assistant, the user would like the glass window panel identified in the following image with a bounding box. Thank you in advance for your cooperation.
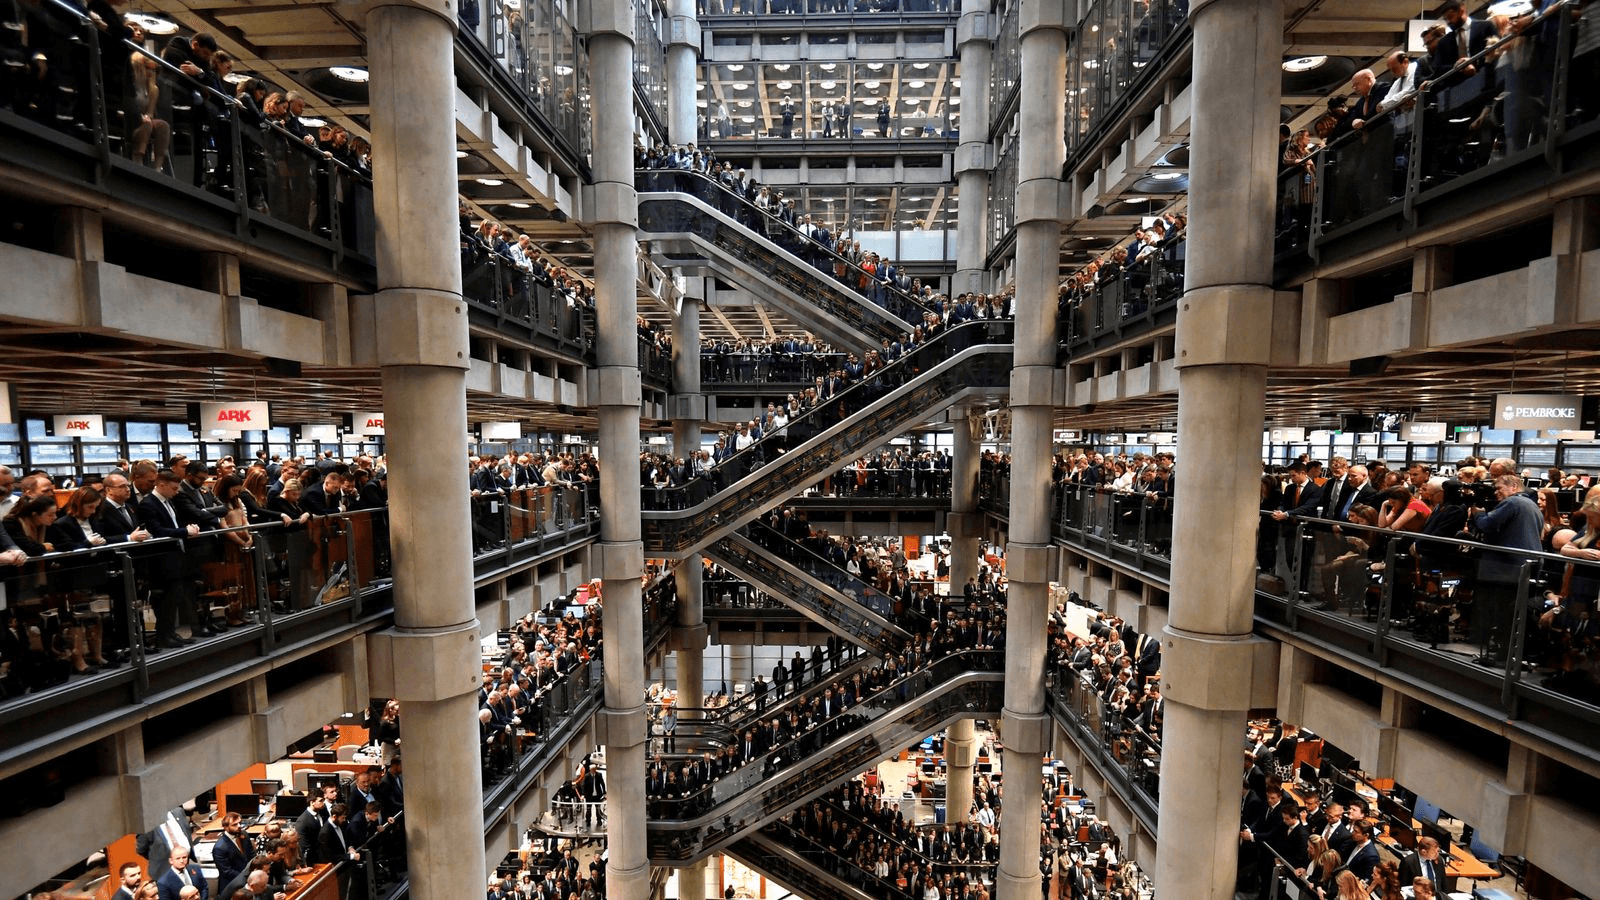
[29,442,76,464]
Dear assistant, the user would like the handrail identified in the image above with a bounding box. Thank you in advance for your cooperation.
[636,166,941,323]
[644,319,1010,510]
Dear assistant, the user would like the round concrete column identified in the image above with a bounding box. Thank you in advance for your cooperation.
[953,0,992,297]
[997,9,1066,900]
[1154,0,1281,898]
[365,3,486,900]
[666,0,699,145]
[944,718,977,824]
[591,6,650,899]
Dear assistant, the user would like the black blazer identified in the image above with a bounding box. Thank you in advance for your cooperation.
[93,500,142,543]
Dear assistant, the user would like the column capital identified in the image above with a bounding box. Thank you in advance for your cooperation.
[956,10,989,46]
[581,1,636,40]
[670,623,709,651]
[954,142,990,175]
[339,0,459,31]
[1018,0,1072,36]
[1158,626,1275,712]
[667,15,700,49]
[1175,284,1276,368]
[671,394,706,421]
[594,540,644,582]
[1008,365,1058,408]
[373,288,469,369]
[1014,177,1065,227]
[595,706,649,748]
[1000,709,1050,754]
[368,621,483,702]
[595,365,643,407]
[584,181,639,228]
[1004,541,1055,584]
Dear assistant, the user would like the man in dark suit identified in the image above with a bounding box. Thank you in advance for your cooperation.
[301,470,357,516]
[1398,835,1445,888]
[316,804,359,900]
[155,846,208,900]
[139,470,213,647]
[1343,820,1381,881]
[294,794,328,864]
[1428,0,1495,81]
[211,813,254,897]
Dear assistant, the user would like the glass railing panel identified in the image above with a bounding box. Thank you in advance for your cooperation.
[743,521,906,627]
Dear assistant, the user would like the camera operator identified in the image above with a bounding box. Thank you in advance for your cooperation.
[1467,474,1542,665]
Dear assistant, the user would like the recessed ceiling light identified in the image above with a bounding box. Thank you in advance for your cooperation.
[908,80,925,88]
[951,79,961,88]
[554,65,573,76]
[950,97,961,104]
[737,100,752,107]
[125,12,178,34]
[905,98,920,106]
[865,80,880,89]
[777,81,792,89]
[741,116,754,123]
[1281,56,1327,73]
[868,63,884,70]
[1083,59,1100,70]
[509,202,531,209]
[456,150,469,158]
[820,63,837,71]
[774,64,791,71]
[1149,172,1184,181]
[727,64,744,71]
[732,82,748,90]
[913,62,930,70]
[478,178,504,186]
[820,80,836,89]
[330,66,369,83]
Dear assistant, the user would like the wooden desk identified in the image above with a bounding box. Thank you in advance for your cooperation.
[286,863,338,900]
[1445,843,1500,880]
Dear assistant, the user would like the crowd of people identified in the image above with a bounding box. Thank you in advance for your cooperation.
[1277,0,1594,241]
[1046,604,1165,745]
[4,5,369,231]
[775,782,998,900]
[1055,213,1187,341]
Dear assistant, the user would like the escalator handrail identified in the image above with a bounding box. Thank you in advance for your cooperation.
[647,648,1002,824]
[636,168,941,323]
[742,521,904,626]
[643,319,1014,513]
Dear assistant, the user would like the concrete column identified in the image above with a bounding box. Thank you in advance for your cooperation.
[591,4,649,900]
[998,5,1066,900]
[944,718,977,824]
[673,290,707,717]
[666,0,699,146]
[948,407,982,592]
[677,857,710,900]
[1153,0,1281,899]
[364,4,486,900]
[954,0,992,297]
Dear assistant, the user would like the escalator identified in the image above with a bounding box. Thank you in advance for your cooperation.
[705,529,910,655]
[671,651,882,746]
[724,831,882,900]
[636,170,938,353]
[641,320,1014,556]
[744,520,909,628]
[645,649,1003,864]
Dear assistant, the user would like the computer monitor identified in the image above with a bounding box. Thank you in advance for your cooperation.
[1418,819,1452,857]
[312,748,337,763]
[977,761,994,775]
[921,762,938,777]
[1320,742,1357,774]
[275,794,309,820]
[224,794,261,817]
[1298,762,1319,786]
[1329,782,1362,812]
[1413,797,1442,825]
[1377,792,1411,823]
[250,779,283,798]
[1388,818,1417,851]
[306,773,343,796]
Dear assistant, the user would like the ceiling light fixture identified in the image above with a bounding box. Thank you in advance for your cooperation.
[477,178,504,186]
[1281,56,1327,73]
[330,66,369,83]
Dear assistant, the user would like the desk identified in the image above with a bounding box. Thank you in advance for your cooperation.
[286,863,338,900]
[1445,843,1499,880]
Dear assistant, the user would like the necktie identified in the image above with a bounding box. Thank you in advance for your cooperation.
[179,869,192,888]
[1458,26,1468,58]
